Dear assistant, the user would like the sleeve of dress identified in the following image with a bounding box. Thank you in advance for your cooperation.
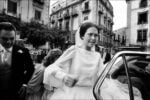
[27,65,44,93]
[43,46,75,88]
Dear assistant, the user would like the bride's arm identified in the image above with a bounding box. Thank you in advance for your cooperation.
[43,46,75,87]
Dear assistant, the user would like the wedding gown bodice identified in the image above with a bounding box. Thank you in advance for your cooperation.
[69,47,100,86]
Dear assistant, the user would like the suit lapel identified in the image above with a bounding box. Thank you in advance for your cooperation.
[11,45,17,68]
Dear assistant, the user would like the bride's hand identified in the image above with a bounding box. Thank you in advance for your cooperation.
[63,75,78,87]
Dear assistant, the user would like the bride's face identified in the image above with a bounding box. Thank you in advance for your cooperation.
[82,27,98,49]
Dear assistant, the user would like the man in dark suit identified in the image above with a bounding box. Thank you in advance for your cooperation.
[0,22,35,100]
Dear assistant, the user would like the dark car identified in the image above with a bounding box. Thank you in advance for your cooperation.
[93,51,150,100]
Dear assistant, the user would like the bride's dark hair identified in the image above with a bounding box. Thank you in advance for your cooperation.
[79,22,99,39]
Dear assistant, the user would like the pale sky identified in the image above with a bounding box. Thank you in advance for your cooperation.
[50,0,127,31]
[110,0,127,30]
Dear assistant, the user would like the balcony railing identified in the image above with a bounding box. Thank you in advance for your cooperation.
[98,6,103,14]
[51,19,55,24]
[82,7,91,13]
[64,10,70,19]
[33,0,44,5]
[0,9,6,15]
[57,12,63,21]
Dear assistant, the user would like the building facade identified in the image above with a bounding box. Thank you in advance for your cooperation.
[0,0,50,25]
[113,27,127,49]
[50,0,114,52]
[126,0,150,48]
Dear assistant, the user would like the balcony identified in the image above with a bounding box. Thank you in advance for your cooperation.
[33,0,44,5]
[0,9,6,15]
[64,10,70,19]
[71,9,78,17]
[33,0,44,9]
[98,5,103,14]
[58,13,63,21]
[50,16,55,24]
[103,27,108,34]
[58,16,63,21]
[82,8,91,13]
[51,19,55,24]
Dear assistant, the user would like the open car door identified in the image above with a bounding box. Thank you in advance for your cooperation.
[93,51,150,100]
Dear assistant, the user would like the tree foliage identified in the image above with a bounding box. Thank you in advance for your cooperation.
[19,21,47,48]
[0,14,70,49]
[46,27,70,49]
[20,21,70,49]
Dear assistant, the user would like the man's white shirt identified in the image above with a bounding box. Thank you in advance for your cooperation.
[0,44,12,64]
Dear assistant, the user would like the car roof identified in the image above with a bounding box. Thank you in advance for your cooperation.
[116,50,150,54]
[113,51,150,59]
[117,46,146,51]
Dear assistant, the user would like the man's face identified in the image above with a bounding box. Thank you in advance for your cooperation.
[0,30,15,49]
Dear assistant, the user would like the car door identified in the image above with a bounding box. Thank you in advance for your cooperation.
[93,52,135,100]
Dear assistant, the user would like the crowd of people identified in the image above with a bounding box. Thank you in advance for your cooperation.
[0,21,143,100]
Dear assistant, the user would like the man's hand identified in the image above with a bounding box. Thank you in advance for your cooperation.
[18,84,27,99]
[63,75,78,87]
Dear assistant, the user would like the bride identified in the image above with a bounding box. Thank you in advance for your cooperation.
[43,21,142,100]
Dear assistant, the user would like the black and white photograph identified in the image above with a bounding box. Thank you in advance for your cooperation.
[0,0,150,100]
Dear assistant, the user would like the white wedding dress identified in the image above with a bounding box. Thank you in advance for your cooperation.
[101,78,142,100]
[43,46,142,100]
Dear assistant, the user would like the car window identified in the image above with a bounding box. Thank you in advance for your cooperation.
[98,56,130,99]
[109,56,123,76]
